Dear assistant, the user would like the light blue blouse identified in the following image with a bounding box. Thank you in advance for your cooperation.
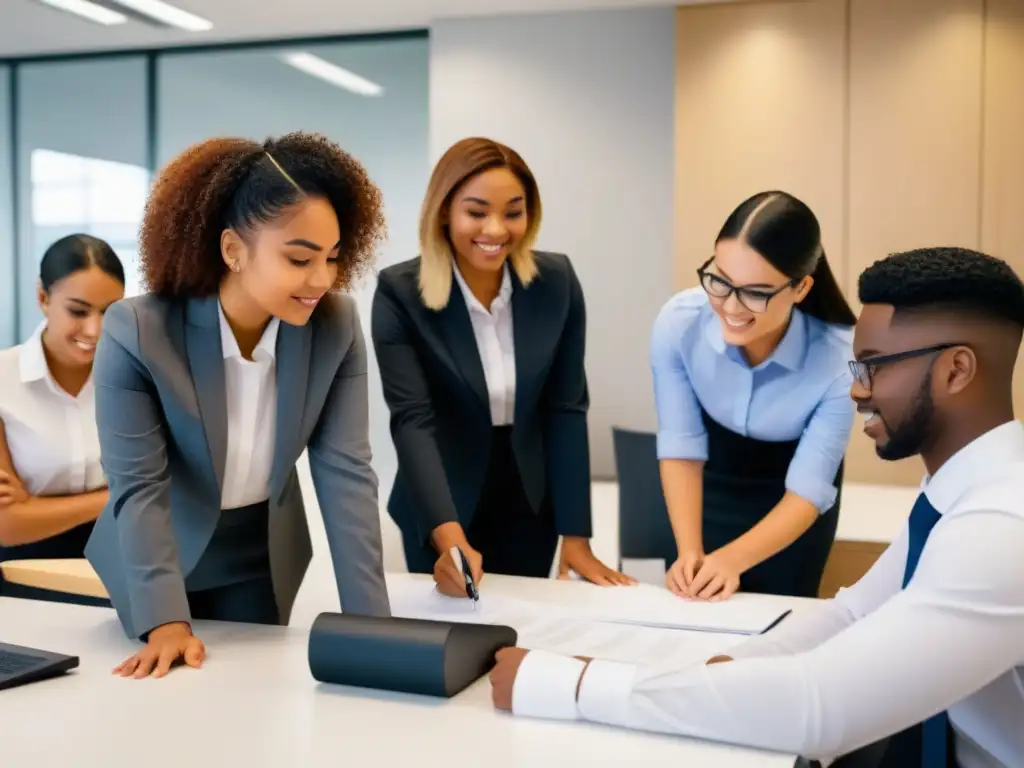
[650,287,855,512]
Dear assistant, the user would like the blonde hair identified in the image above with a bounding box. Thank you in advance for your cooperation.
[418,137,542,310]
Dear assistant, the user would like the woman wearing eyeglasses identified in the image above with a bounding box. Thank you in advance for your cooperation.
[652,191,856,601]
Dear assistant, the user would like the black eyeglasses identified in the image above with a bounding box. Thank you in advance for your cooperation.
[696,257,799,314]
[848,343,964,390]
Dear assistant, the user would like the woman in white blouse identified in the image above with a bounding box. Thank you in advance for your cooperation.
[372,137,631,595]
[0,234,125,601]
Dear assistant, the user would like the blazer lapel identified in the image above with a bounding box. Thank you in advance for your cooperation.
[271,319,311,498]
[184,296,227,494]
[511,268,548,423]
[436,285,489,412]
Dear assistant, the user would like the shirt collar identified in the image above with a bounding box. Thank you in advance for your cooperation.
[19,321,94,398]
[19,321,49,384]
[703,306,808,371]
[218,302,280,363]
[453,262,513,315]
[922,420,1024,513]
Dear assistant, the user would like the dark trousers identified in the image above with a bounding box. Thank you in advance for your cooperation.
[184,502,279,626]
[402,427,559,578]
[187,577,279,625]
[0,521,111,608]
[802,717,958,768]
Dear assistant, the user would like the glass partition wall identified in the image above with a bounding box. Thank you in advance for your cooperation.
[1,31,429,492]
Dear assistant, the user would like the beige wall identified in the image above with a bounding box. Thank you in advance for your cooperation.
[981,0,1024,419]
[675,0,1024,486]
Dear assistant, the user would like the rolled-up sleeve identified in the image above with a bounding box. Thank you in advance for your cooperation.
[650,303,707,461]
[786,372,855,513]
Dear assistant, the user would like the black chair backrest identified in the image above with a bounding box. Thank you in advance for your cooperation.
[612,427,675,564]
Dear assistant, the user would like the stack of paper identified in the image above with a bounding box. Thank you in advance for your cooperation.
[557,583,791,635]
[385,577,745,667]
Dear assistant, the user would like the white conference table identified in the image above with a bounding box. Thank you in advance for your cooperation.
[0,572,813,768]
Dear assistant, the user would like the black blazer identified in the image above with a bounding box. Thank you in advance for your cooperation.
[371,251,592,546]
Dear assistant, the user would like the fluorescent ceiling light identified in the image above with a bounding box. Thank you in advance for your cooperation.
[280,53,384,97]
[37,0,127,25]
[106,0,213,31]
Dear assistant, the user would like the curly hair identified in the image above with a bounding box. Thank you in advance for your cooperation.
[140,131,386,296]
[858,247,1024,327]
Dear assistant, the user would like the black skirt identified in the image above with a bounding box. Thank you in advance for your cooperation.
[698,407,841,598]
[401,426,559,579]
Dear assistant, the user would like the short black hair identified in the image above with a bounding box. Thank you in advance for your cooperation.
[858,247,1024,326]
[40,234,125,292]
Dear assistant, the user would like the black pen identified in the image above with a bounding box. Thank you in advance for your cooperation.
[449,545,479,608]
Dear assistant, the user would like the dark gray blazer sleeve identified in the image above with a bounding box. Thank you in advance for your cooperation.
[93,300,191,637]
[307,300,391,617]
[542,257,593,538]
[370,276,460,544]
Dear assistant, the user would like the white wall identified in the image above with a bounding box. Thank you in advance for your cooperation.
[430,8,677,477]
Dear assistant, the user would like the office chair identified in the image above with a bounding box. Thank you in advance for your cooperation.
[611,427,676,567]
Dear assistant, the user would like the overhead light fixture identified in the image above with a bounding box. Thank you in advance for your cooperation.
[280,53,384,97]
[36,0,127,25]
[106,0,213,31]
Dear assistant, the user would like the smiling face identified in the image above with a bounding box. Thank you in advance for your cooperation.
[852,303,946,461]
[221,196,341,326]
[705,238,811,349]
[38,265,125,367]
[446,167,528,278]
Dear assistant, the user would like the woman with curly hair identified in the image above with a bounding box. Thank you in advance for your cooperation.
[85,132,391,678]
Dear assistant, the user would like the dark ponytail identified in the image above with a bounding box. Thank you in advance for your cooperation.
[40,233,125,293]
[716,190,855,327]
[801,250,856,326]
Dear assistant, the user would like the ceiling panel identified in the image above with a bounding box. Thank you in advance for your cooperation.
[0,0,745,58]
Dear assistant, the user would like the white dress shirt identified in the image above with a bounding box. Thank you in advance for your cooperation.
[512,420,1024,767]
[0,322,106,497]
[218,304,279,510]
[453,264,516,426]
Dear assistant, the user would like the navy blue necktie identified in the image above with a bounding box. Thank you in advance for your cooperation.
[903,493,949,768]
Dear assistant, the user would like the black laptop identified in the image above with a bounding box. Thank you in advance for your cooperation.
[0,641,79,690]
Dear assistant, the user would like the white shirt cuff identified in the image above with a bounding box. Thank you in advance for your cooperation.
[576,659,638,727]
[511,650,585,721]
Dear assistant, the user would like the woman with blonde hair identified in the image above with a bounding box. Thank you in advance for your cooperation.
[372,137,632,596]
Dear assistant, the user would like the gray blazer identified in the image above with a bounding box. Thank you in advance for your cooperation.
[85,292,391,638]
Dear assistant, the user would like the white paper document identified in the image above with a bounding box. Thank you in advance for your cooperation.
[385,576,752,667]
[561,583,791,635]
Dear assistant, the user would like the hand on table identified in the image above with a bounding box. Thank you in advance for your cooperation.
[0,470,30,507]
[430,523,484,598]
[114,622,205,679]
[558,536,636,586]
[490,647,593,711]
[686,549,742,601]
[666,549,704,596]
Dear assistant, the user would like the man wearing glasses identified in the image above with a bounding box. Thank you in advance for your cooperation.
[492,247,1024,768]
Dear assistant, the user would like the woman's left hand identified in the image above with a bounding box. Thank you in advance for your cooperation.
[557,536,636,586]
[0,470,30,508]
[686,549,742,601]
